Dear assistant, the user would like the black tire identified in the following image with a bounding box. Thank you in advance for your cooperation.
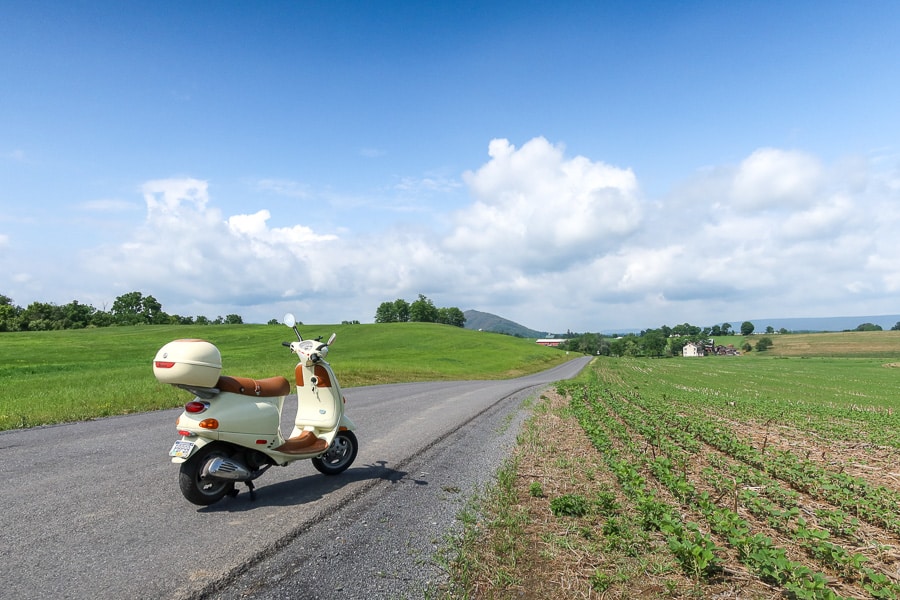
[178,443,236,506]
[311,431,358,475]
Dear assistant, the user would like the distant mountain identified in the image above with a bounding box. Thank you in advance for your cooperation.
[462,311,900,338]
[737,314,900,333]
[463,310,548,339]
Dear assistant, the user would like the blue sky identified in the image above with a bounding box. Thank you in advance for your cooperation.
[2,1,899,332]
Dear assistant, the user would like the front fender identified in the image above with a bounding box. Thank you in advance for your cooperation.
[338,414,356,431]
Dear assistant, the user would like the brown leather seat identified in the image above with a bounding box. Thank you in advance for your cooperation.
[215,375,291,397]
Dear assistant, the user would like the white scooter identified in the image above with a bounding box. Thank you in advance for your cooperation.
[153,314,358,506]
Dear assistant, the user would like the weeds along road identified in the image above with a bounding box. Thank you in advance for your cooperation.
[0,356,590,600]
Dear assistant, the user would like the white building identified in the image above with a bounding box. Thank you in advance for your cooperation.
[682,342,705,357]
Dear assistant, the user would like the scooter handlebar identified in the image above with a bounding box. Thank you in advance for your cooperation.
[281,341,291,347]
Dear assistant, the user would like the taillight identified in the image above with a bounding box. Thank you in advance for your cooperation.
[177,430,193,437]
[185,401,208,413]
[155,361,175,368]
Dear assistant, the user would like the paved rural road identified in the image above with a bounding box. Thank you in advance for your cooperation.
[0,356,590,600]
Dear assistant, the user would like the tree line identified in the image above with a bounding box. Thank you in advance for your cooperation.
[556,321,758,357]
[557,318,900,358]
[0,292,243,332]
[374,294,466,327]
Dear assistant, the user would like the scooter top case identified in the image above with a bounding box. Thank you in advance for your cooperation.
[153,339,222,387]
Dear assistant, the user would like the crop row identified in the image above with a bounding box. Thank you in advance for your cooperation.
[618,359,900,449]
[563,385,727,582]
[631,388,900,537]
[597,385,900,598]
[558,373,900,599]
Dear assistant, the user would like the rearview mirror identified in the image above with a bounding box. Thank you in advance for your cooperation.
[283,313,296,328]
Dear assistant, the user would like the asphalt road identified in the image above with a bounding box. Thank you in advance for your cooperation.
[0,356,590,599]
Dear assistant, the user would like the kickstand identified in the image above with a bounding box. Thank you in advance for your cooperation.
[245,480,256,501]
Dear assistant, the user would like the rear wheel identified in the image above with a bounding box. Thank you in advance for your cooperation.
[179,443,235,506]
[312,431,358,475]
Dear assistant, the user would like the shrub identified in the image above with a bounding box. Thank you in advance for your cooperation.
[550,494,589,517]
[756,337,774,351]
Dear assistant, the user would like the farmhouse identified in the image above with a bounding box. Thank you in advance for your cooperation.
[536,338,563,347]
[710,343,740,356]
[682,342,704,357]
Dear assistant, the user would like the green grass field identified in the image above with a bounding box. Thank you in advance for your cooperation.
[448,331,900,599]
[3,326,899,433]
[0,322,570,431]
[603,356,900,447]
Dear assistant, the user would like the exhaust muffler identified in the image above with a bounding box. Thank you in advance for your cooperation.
[203,457,252,481]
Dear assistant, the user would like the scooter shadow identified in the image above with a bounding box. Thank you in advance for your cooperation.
[198,460,427,512]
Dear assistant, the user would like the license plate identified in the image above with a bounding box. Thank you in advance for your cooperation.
[169,440,195,458]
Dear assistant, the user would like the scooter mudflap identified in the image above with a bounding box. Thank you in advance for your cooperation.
[169,440,195,458]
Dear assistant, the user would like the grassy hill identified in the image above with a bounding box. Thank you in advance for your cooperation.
[0,322,571,431]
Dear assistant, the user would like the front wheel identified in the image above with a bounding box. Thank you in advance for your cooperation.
[312,431,358,475]
[179,443,236,506]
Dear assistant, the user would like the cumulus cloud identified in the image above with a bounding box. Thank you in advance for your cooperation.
[447,137,642,272]
[69,139,900,329]
[86,178,339,316]
[731,148,823,210]
[629,148,900,324]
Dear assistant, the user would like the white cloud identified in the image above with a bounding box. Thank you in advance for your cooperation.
[778,193,855,240]
[142,178,210,214]
[447,137,642,272]
[55,140,900,330]
[731,148,823,210]
[87,178,334,314]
